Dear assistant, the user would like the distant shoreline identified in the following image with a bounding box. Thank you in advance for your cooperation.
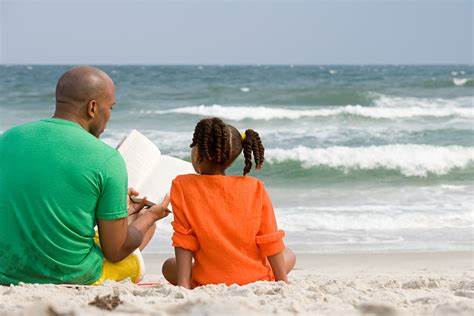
[1,63,473,67]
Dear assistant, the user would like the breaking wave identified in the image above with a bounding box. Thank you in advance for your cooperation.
[265,144,474,177]
[143,95,473,121]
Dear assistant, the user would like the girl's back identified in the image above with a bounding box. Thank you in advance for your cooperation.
[171,174,284,286]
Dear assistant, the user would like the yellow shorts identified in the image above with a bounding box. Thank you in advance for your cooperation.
[91,232,145,285]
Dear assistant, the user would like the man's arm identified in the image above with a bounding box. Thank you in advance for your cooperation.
[98,195,170,262]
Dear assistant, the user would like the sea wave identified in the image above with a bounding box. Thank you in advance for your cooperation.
[142,104,474,121]
[453,78,473,86]
[371,94,473,108]
[265,144,474,177]
[143,95,474,121]
[146,201,474,234]
[101,129,191,149]
[278,205,473,232]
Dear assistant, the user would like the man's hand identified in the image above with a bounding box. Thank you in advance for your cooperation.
[148,194,171,221]
[128,187,148,216]
[98,191,171,263]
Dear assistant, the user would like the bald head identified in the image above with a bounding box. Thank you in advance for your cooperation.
[56,66,113,105]
[54,66,116,137]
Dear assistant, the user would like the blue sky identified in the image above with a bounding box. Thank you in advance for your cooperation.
[0,0,472,64]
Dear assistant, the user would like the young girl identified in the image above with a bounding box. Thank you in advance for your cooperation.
[162,117,295,288]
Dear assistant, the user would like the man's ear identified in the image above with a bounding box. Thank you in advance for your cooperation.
[87,100,97,119]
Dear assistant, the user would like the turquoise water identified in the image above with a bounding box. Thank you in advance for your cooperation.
[1,65,473,253]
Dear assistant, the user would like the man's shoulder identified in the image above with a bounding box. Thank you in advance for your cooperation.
[0,121,46,147]
[1,119,122,165]
[85,140,125,174]
[90,138,121,158]
[1,120,43,136]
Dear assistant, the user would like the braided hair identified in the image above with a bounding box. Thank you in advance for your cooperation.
[190,117,231,164]
[242,129,265,176]
[190,118,265,175]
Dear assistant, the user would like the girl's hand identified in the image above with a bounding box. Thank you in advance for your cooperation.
[148,194,171,221]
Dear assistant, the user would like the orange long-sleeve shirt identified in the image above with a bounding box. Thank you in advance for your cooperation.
[170,174,285,286]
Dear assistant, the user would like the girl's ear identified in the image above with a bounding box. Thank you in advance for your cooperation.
[192,146,202,163]
[191,146,201,174]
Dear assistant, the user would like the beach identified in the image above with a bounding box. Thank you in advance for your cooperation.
[1,251,473,315]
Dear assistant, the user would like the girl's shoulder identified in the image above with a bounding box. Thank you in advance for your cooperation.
[172,173,198,187]
[173,173,197,182]
[173,174,265,187]
[220,175,267,193]
[229,175,263,186]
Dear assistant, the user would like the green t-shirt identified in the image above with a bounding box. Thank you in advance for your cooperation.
[0,118,128,285]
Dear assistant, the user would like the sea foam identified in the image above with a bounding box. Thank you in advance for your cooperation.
[149,95,474,121]
[278,205,473,232]
[265,144,474,177]
[453,78,471,86]
[371,94,472,108]
[149,104,474,121]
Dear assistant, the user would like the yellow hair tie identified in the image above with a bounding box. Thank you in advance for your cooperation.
[241,131,246,141]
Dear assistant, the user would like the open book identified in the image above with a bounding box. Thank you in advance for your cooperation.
[117,130,195,205]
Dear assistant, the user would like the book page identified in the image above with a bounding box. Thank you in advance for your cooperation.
[117,130,161,190]
[139,155,195,203]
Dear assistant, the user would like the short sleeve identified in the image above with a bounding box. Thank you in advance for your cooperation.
[96,152,128,220]
[171,179,200,252]
[255,183,285,257]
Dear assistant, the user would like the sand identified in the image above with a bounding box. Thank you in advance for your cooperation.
[0,251,473,315]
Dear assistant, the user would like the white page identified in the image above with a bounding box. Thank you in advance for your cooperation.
[139,155,195,202]
[117,130,161,191]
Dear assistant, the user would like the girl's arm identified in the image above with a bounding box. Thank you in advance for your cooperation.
[267,251,288,283]
[257,183,288,282]
[175,247,193,289]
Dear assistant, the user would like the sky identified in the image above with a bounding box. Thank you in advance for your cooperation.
[0,0,472,65]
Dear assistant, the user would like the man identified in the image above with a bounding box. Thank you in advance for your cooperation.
[0,66,168,285]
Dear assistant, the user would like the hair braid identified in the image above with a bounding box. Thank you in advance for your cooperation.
[242,129,265,175]
[203,120,214,161]
[212,119,223,162]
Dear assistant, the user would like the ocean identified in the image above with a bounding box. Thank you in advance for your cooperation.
[1,65,473,254]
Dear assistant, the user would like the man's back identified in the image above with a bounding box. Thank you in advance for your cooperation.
[0,118,128,285]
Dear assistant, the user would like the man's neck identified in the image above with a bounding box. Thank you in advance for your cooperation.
[52,111,89,132]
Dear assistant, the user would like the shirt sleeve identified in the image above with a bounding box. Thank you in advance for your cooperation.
[171,179,200,252]
[255,183,285,257]
[96,151,128,220]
